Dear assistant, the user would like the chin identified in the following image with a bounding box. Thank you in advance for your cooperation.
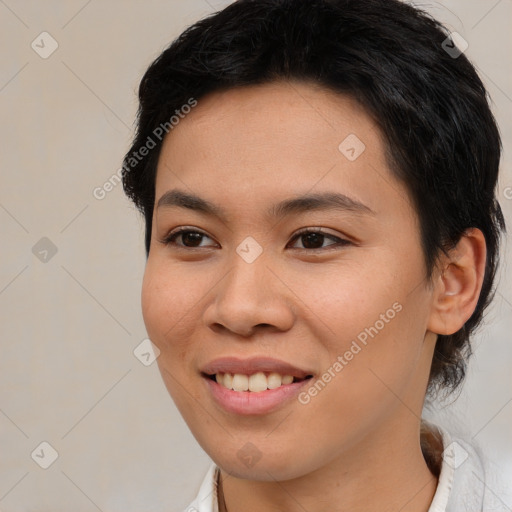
[216,458,304,481]
[204,440,319,482]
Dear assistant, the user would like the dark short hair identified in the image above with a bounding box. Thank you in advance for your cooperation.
[122,0,505,396]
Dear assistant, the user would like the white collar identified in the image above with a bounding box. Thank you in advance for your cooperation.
[427,423,457,511]
[187,463,220,512]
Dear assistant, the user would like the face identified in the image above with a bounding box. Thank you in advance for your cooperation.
[142,81,438,481]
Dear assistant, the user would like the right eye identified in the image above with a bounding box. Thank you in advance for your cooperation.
[159,228,217,248]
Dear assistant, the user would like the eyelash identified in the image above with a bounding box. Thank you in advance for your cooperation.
[158,227,351,252]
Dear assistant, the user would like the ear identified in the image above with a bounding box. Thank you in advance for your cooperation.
[427,228,487,336]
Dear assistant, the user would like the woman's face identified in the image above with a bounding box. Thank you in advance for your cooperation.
[142,81,439,480]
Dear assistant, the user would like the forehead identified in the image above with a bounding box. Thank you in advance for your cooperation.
[159,80,380,163]
[154,80,411,218]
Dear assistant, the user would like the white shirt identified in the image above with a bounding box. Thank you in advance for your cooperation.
[183,424,509,511]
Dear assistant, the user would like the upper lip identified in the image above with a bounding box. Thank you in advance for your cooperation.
[201,357,313,379]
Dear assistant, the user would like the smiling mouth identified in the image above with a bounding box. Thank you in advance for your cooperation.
[205,372,313,392]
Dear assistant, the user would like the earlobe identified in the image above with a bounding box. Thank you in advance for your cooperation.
[427,228,487,336]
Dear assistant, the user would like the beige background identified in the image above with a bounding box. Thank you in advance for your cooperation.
[0,1,511,510]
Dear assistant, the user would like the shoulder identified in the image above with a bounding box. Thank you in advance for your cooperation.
[182,462,219,512]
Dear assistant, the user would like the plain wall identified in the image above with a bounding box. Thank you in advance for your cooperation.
[0,1,511,510]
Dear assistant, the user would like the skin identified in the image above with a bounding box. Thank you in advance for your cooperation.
[141,81,486,512]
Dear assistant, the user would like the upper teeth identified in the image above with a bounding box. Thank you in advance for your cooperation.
[215,372,294,392]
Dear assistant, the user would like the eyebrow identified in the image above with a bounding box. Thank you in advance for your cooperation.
[156,189,375,222]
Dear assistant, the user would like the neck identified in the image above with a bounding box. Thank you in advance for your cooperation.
[219,419,440,512]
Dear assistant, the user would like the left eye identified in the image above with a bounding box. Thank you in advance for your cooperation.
[288,229,349,250]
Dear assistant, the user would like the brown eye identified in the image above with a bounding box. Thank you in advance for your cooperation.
[161,229,216,248]
[179,231,205,247]
[299,232,328,249]
[289,229,350,250]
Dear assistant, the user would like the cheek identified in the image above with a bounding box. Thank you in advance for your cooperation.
[303,257,430,389]
[141,259,205,362]
[297,262,399,344]
[141,262,207,411]
[141,265,168,346]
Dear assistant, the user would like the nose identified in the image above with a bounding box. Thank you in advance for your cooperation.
[203,250,295,338]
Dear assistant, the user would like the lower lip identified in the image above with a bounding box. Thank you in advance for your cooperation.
[203,376,312,415]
